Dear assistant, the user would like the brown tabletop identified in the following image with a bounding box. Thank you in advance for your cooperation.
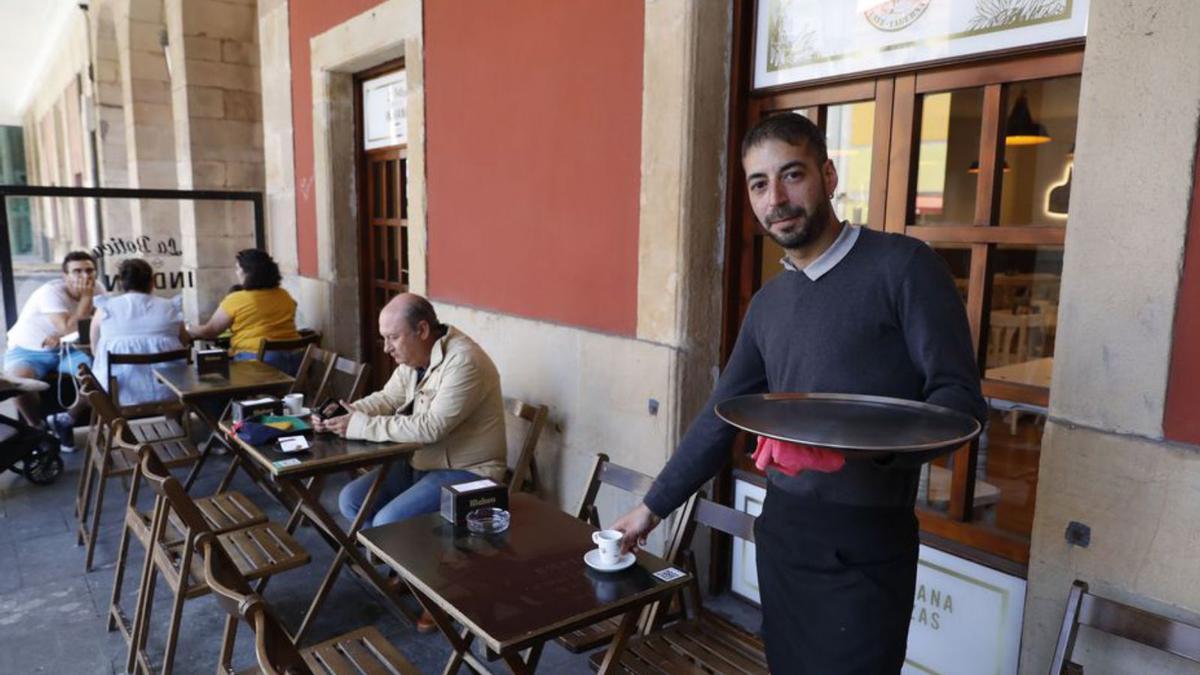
[358,493,692,655]
[154,359,294,401]
[218,420,419,478]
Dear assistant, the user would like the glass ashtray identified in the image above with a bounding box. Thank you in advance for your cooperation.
[466,507,510,534]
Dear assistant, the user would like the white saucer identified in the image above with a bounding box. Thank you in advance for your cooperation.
[584,549,635,572]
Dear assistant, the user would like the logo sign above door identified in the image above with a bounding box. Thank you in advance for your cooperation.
[754,0,1089,89]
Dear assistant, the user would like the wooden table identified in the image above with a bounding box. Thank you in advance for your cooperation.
[359,493,693,674]
[218,419,420,643]
[154,360,294,489]
[985,356,1053,388]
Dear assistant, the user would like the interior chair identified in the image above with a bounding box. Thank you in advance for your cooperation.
[1049,580,1200,674]
[201,529,421,674]
[124,446,310,675]
[588,494,769,674]
[504,397,549,496]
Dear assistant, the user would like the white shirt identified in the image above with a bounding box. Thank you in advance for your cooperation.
[7,280,82,351]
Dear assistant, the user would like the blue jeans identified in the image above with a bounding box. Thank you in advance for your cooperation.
[338,461,481,528]
[233,349,302,376]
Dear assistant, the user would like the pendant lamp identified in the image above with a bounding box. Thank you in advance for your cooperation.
[1005,93,1051,146]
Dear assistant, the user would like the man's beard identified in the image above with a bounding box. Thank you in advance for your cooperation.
[762,199,830,249]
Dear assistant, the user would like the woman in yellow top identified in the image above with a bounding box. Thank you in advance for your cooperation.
[186,249,303,375]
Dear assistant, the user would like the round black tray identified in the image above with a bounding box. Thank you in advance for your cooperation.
[715,393,982,456]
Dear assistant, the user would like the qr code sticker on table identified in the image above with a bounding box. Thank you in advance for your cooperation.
[653,567,685,583]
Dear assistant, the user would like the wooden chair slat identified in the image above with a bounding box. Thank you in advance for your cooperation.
[256,333,321,362]
[223,527,270,573]
[597,461,656,495]
[669,626,766,674]
[636,635,709,673]
[505,397,549,496]
[337,635,391,675]
[1050,580,1200,673]
[308,641,358,674]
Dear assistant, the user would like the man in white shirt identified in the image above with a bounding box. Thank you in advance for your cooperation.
[4,251,100,450]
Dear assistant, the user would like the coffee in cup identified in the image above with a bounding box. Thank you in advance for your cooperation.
[592,529,623,566]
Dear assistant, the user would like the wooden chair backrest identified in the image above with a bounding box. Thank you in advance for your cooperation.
[137,445,211,537]
[314,355,369,403]
[256,333,321,361]
[574,453,657,527]
[1050,580,1200,674]
[198,536,312,675]
[106,349,190,411]
[289,345,336,402]
[81,373,133,446]
[987,310,1057,367]
[505,398,548,496]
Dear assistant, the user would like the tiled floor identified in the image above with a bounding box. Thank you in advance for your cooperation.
[0,426,761,674]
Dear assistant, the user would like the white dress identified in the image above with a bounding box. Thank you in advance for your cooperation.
[92,293,185,406]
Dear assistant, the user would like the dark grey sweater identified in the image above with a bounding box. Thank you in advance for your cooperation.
[644,228,986,516]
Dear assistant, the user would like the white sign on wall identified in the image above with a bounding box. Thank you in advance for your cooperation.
[363,70,407,150]
[903,545,1025,675]
[731,478,1026,675]
[755,0,1089,89]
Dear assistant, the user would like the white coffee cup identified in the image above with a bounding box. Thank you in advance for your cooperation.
[283,393,304,415]
[592,529,623,566]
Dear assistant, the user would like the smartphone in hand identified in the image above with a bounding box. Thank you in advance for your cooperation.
[315,398,350,420]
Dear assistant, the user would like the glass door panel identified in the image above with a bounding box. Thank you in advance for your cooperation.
[912,88,984,226]
[825,101,875,227]
[998,76,1080,227]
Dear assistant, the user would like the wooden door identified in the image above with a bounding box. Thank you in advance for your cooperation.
[359,146,409,391]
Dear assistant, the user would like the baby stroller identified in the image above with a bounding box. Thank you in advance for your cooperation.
[0,375,64,485]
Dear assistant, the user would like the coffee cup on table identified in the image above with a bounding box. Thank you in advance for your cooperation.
[592,529,623,566]
[283,393,303,415]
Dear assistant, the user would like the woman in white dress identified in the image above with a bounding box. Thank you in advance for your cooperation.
[90,259,188,406]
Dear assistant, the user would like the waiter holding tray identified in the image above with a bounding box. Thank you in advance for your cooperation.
[613,112,986,674]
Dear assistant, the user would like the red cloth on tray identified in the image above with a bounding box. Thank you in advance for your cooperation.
[752,436,846,476]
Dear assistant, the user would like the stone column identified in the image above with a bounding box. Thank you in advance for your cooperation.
[164,0,263,320]
[123,0,182,286]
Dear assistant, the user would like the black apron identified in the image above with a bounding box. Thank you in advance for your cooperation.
[755,485,918,674]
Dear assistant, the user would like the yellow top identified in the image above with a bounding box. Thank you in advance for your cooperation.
[219,288,300,356]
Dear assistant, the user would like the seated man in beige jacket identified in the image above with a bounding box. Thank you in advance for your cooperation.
[316,293,507,530]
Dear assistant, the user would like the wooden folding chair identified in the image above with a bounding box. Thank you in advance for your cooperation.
[106,432,268,646]
[288,344,337,404]
[313,354,370,404]
[557,453,689,654]
[73,365,189,526]
[589,494,768,674]
[505,397,548,496]
[125,445,311,675]
[75,376,201,571]
[105,349,191,421]
[200,530,421,675]
[255,333,322,363]
[1050,580,1200,674]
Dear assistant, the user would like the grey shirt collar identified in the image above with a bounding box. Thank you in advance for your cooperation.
[780,221,861,281]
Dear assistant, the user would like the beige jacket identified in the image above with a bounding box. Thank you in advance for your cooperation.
[344,327,507,482]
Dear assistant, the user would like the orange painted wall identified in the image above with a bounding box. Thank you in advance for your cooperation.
[423,1,644,335]
[289,0,385,276]
[1163,139,1200,443]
